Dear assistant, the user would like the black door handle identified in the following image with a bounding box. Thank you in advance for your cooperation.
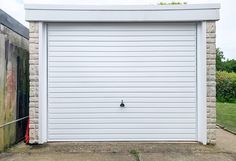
[120,100,125,107]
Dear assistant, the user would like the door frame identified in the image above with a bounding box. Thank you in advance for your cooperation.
[38,22,207,144]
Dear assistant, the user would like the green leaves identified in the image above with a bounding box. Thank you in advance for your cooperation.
[216,71,236,102]
[216,48,236,102]
[159,2,187,5]
[216,48,236,73]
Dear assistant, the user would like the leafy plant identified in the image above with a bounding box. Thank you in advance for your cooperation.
[129,149,140,161]
[216,48,236,73]
[216,71,236,102]
[216,48,225,71]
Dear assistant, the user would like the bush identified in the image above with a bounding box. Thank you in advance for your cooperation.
[216,71,236,102]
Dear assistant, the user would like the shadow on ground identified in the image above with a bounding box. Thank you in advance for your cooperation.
[0,128,236,161]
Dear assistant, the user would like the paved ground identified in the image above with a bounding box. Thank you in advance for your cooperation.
[0,128,236,161]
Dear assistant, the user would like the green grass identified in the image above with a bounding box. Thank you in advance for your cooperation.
[217,102,236,132]
[129,149,140,161]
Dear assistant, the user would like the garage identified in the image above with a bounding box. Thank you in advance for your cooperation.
[47,23,197,141]
[25,4,220,144]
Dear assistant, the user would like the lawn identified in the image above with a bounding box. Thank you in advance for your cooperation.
[217,102,236,132]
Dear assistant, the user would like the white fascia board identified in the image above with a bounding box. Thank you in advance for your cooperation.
[25,4,220,10]
[25,4,220,22]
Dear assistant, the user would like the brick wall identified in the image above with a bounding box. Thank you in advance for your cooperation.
[29,22,39,143]
[206,21,217,144]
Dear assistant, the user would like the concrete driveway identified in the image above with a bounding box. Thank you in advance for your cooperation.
[0,128,236,161]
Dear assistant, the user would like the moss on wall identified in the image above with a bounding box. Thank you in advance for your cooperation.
[0,25,29,152]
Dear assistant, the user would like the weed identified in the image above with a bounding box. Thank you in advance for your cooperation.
[129,149,140,161]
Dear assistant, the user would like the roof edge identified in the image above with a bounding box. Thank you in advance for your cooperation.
[24,3,220,11]
[25,3,220,22]
[0,9,29,39]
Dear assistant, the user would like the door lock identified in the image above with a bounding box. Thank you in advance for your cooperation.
[120,100,125,107]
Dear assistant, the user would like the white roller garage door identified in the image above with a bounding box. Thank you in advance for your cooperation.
[47,23,197,141]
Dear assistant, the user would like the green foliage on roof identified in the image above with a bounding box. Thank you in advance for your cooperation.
[159,2,187,5]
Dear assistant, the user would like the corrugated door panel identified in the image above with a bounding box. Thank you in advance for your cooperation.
[47,23,197,141]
